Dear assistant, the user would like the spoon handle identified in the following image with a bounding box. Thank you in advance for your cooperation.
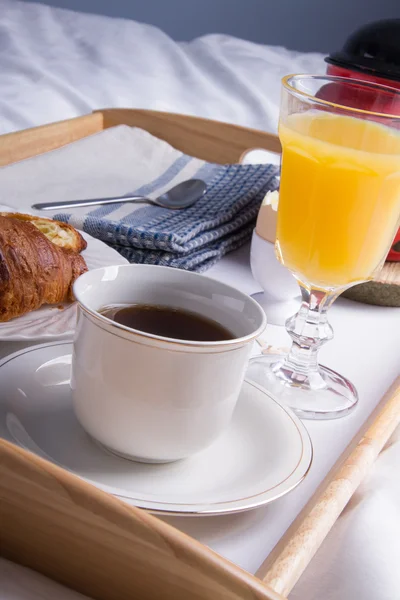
[32,195,148,211]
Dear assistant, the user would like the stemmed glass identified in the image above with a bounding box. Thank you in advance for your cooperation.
[247,74,400,419]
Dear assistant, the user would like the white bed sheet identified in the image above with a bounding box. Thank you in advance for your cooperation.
[0,0,325,134]
[0,3,399,600]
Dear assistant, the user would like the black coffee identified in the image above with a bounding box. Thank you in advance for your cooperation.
[99,304,234,342]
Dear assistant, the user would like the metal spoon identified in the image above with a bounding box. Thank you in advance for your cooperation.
[32,179,207,211]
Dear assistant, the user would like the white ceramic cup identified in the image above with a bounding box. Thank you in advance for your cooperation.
[72,264,266,463]
[250,230,301,326]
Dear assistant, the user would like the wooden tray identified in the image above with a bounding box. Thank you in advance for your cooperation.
[2,380,399,600]
[1,110,400,600]
[0,108,398,307]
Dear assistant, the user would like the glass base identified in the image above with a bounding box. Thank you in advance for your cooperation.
[247,354,358,420]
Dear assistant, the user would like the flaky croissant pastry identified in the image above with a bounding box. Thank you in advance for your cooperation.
[0,212,87,253]
[0,215,87,322]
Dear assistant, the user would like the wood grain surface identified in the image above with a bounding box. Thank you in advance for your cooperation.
[256,376,400,597]
[0,113,103,167]
[99,108,282,163]
[0,439,283,600]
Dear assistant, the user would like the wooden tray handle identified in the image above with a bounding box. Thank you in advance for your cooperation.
[0,109,281,168]
[256,375,400,597]
[0,438,284,600]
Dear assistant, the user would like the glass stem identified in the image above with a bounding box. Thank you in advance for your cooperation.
[279,284,339,389]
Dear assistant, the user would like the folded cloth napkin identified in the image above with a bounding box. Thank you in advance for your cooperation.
[0,124,279,271]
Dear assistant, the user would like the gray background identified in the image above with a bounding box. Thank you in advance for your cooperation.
[21,0,399,53]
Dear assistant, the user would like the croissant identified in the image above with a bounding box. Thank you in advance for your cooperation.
[0,215,87,322]
[0,212,87,253]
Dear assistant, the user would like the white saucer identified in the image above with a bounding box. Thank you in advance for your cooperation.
[0,231,128,341]
[0,342,313,516]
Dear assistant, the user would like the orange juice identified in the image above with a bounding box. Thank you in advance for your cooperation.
[276,111,400,289]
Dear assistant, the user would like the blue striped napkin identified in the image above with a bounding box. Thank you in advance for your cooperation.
[53,128,279,271]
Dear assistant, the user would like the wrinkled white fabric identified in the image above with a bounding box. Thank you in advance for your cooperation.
[0,3,399,600]
[0,0,325,134]
[291,427,400,600]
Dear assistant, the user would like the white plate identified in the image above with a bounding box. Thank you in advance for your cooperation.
[0,231,128,341]
[0,342,313,515]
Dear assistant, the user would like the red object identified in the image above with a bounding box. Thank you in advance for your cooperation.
[387,230,400,261]
[316,77,400,119]
[324,19,400,261]
[326,65,400,91]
